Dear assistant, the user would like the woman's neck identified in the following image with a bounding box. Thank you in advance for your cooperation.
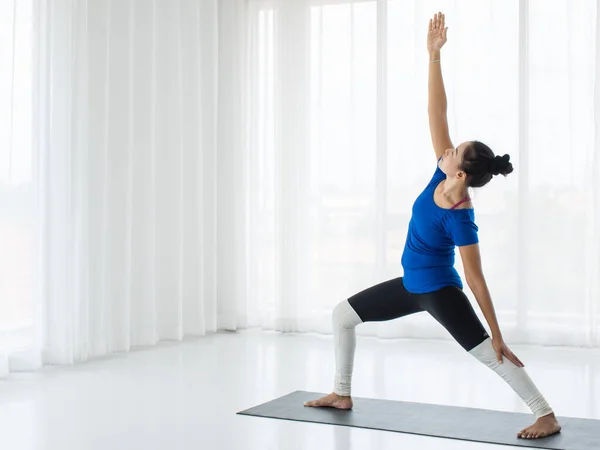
[441,178,469,203]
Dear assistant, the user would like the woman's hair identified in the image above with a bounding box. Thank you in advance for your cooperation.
[460,141,513,188]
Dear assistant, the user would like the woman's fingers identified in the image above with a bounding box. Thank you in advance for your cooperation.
[510,351,525,368]
[504,348,525,367]
[496,350,503,364]
[431,12,446,32]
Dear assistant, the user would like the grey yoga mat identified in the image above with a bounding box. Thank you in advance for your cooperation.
[237,391,600,450]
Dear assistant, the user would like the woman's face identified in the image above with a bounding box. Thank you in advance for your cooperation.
[439,141,470,180]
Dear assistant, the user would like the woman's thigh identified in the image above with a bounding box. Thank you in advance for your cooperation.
[417,286,490,351]
[348,277,424,323]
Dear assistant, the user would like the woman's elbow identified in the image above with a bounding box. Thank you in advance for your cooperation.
[427,106,447,117]
[465,272,485,291]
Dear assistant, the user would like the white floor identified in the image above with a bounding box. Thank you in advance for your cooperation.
[1,330,599,450]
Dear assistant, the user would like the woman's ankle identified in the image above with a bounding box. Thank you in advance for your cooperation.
[333,392,351,399]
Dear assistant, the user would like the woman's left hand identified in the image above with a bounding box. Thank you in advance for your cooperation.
[492,336,525,367]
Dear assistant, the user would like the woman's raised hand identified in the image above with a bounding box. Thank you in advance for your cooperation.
[427,12,448,53]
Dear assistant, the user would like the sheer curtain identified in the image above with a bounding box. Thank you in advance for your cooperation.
[0,0,37,376]
[0,0,249,377]
[35,0,233,366]
[0,0,242,376]
[244,0,600,347]
[1,0,599,377]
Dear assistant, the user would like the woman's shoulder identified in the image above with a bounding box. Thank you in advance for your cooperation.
[453,200,474,211]
[445,207,477,226]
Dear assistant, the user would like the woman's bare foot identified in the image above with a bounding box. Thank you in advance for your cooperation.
[517,412,561,439]
[304,392,353,409]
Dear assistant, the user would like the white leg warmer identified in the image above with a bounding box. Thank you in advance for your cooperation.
[332,299,363,396]
[468,338,554,419]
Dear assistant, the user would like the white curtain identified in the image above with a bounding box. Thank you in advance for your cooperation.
[35,0,241,366]
[0,0,251,376]
[1,0,599,377]
[244,0,600,347]
[0,0,37,376]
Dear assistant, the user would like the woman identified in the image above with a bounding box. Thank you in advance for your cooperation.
[304,12,562,440]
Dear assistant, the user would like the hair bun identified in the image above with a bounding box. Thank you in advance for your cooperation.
[490,154,513,176]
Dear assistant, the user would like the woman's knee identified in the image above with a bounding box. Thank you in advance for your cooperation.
[332,299,363,329]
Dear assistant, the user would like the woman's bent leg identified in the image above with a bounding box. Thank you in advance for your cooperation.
[305,277,423,407]
[332,299,363,396]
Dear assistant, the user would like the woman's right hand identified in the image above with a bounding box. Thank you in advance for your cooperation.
[427,12,448,53]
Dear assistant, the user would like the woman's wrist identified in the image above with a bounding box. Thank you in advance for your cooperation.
[429,50,441,61]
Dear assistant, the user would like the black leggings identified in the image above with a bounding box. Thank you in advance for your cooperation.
[348,277,489,352]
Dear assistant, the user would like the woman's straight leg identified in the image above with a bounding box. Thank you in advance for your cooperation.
[418,286,554,419]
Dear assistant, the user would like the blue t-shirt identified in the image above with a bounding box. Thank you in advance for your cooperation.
[401,160,479,294]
